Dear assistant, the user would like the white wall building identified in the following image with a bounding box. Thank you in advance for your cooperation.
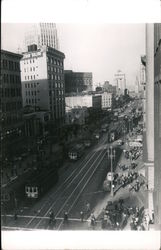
[65,94,102,110]
[114,70,126,96]
[20,45,65,124]
[24,23,59,51]
[101,92,112,110]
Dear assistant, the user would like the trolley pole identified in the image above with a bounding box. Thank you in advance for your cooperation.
[107,146,116,197]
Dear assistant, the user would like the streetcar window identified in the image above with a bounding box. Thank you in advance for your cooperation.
[25,186,29,193]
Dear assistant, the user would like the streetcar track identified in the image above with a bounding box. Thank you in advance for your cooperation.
[26,147,104,228]
[24,146,102,224]
[33,149,105,229]
[25,133,109,228]
[57,150,107,229]
[5,133,109,230]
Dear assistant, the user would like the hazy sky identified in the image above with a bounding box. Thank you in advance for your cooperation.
[2,23,145,88]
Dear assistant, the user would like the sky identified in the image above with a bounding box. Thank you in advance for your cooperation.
[2,23,145,89]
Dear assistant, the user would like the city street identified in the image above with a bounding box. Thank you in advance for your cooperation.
[2,128,122,230]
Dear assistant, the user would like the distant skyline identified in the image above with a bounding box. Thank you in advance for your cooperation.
[2,23,145,89]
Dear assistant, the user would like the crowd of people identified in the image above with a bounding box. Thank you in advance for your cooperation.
[124,147,142,161]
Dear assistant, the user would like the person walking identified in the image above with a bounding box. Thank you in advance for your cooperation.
[63,211,68,225]
[80,211,84,222]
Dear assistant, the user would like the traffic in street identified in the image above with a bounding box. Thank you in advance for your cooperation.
[1,99,146,231]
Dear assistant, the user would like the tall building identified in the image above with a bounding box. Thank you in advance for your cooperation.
[144,23,161,229]
[24,23,59,51]
[154,23,161,229]
[144,23,154,228]
[114,70,126,96]
[64,70,93,94]
[103,81,117,95]
[20,45,65,131]
[0,50,23,158]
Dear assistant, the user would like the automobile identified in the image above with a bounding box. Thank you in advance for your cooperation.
[116,139,124,146]
[84,140,91,147]
[106,172,114,181]
[94,133,100,139]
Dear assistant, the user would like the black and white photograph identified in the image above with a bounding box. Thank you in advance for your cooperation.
[1,0,161,249]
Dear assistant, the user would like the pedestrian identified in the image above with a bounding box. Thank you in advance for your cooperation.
[86,202,90,214]
[49,210,55,225]
[80,211,84,222]
[63,211,68,224]
[90,213,96,229]
[14,212,18,221]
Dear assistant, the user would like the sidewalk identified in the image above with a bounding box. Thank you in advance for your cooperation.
[91,134,148,230]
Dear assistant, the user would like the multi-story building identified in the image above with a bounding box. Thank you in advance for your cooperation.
[144,23,161,230]
[64,70,93,93]
[103,81,117,95]
[114,70,126,96]
[154,23,161,229]
[20,45,65,132]
[0,50,23,159]
[101,92,112,110]
[65,94,101,110]
[24,23,59,51]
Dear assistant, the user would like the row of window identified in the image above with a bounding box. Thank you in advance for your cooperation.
[48,66,63,74]
[24,82,39,88]
[47,57,63,66]
[49,82,64,89]
[25,75,36,80]
[1,101,22,112]
[24,67,36,72]
[26,98,39,104]
[26,90,38,96]
[48,74,63,81]
[24,59,35,64]
[2,74,21,84]
[1,59,20,71]
[49,90,64,96]
[1,88,21,98]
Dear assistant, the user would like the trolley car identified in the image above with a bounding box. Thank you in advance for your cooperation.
[68,143,85,160]
[25,166,59,199]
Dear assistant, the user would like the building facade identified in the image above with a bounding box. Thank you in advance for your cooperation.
[103,81,117,95]
[65,94,102,110]
[101,92,112,110]
[114,70,126,96]
[64,70,93,94]
[24,23,59,51]
[0,50,23,159]
[20,45,65,130]
[154,23,161,228]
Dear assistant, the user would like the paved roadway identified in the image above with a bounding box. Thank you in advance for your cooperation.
[2,129,122,231]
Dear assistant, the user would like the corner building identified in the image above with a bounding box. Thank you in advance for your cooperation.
[20,45,65,131]
[1,50,23,158]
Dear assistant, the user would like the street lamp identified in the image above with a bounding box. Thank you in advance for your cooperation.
[107,146,116,197]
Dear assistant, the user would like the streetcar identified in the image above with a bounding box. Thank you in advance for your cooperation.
[108,122,123,142]
[25,166,59,199]
[68,143,85,160]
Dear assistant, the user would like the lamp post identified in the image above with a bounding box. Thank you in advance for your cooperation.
[107,146,116,197]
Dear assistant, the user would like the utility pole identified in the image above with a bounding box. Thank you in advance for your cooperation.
[107,146,116,197]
